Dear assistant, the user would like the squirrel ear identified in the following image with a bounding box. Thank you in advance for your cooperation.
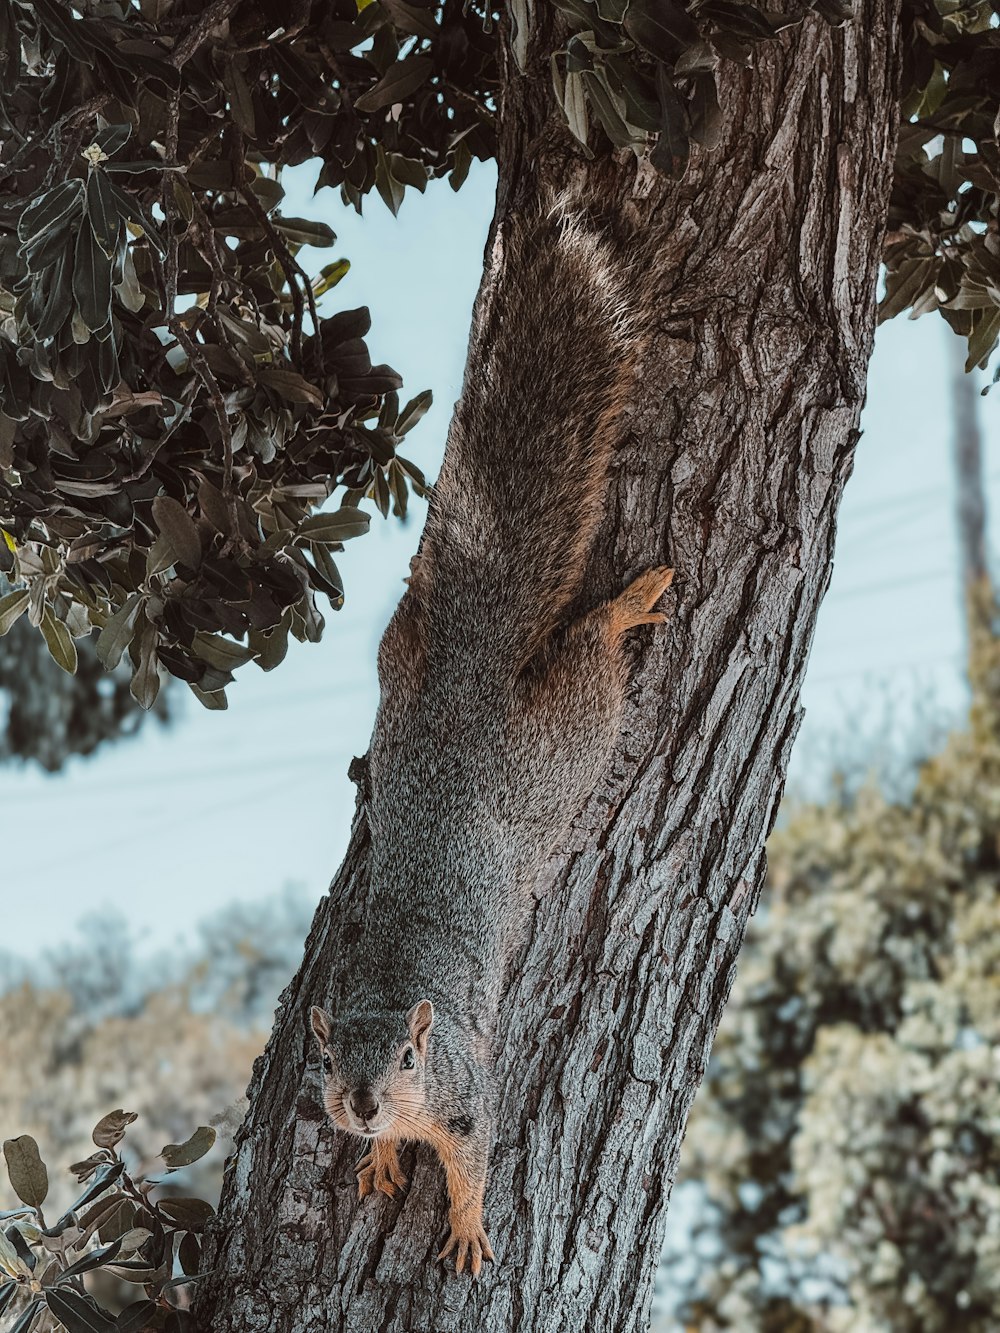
[406,999,434,1057]
[310,1005,333,1045]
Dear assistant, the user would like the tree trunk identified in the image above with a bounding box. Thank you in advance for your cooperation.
[196,9,902,1332]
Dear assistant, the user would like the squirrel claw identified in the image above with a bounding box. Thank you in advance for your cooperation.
[438,1223,494,1278]
[355,1147,408,1200]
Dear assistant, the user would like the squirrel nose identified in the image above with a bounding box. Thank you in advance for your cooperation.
[350,1090,380,1123]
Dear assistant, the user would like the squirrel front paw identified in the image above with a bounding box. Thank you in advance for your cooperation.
[355,1141,408,1200]
[438,1218,494,1278]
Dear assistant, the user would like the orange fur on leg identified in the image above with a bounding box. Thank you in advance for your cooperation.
[608,566,674,636]
[428,1131,493,1278]
[356,1137,408,1200]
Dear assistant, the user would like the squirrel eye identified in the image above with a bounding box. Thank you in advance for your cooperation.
[322,1053,333,1075]
[400,1047,415,1070]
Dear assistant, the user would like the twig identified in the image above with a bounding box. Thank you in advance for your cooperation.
[237,148,323,374]
[169,318,241,543]
[170,0,243,68]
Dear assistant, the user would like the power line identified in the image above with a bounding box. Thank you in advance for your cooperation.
[806,651,962,686]
[829,568,950,600]
[839,468,1000,521]
[0,744,365,804]
[23,766,335,887]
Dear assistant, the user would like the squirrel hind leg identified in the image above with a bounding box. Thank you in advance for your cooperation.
[608,566,674,636]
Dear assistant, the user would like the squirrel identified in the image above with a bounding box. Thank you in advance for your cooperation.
[309,200,673,1278]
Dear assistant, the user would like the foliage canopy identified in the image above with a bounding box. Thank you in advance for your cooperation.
[0,0,998,708]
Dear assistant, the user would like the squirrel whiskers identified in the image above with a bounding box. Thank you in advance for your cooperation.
[310,200,674,1278]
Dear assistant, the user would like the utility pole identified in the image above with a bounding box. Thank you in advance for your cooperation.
[949,331,991,661]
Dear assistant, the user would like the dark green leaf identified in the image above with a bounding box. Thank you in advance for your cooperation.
[380,0,438,36]
[189,682,228,710]
[61,1161,126,1224]
[354,55,433,113]
[689,72,722,150]
[8,1298,43,1333]
[966,306,1000,372]
[249,614,291,671]
[878,258,935,322]
[0,1281,16,1315]
[106,182,167,255]
[396,389,432,435]
[622,0,699,60]
[56,1239,123,1282]
[580,70,634,148]
[191,633,255,671]
[387,153,428,192]
[73,221,113,335]
[36,243,74,342]
[375,148,406,215]
[156,1197,215,1232]
[160,1126,216,1170]
[178,1231,201,1276]
[95,594,142,670]
[39,608,78,675]
[75,1193,130,1243]
[449,139,473,191]
[129,624,161,710]
[5,1225,35,1272]
[811,0,853,22]
[271,216,336,248]
[96,1198,136,1246]
[651,63,690,173]
[604,57,661,132]
[3,1137,48,1210]
[116,1301,158,1333]
[17,179,84,245]
[93,1110,138,1150]
[94,123,132,157]
[86,169,122,257]
[258,365,324,407]
[565,33,595,75]
[46,1287,117,1333]
[197,480,235,536]
[0,589,29,635]
[223,61,256,136]
[298,506,371,544]
[697,0,776,38]
[152,495,202,568]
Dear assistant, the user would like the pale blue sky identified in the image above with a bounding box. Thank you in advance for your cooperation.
[5,162,997,959]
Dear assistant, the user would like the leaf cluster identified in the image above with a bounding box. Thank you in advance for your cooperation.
[1,1114,217,1333]
[541,0,851,175]
[2,0,999,707]
[882,2,1000,377]
[0,0,442,706]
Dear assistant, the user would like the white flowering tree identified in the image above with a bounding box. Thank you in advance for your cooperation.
[668,636,1000,1332]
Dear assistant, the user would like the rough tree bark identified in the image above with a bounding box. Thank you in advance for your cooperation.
[196,7,902,1331]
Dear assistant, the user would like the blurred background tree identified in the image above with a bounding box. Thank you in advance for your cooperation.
[0,605,169,770]
[0,888,314,1216]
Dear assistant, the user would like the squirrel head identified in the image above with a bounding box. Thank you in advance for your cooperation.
[309,999,434,1137]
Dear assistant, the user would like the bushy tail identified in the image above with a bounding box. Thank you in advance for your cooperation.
[417,202,640,677]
